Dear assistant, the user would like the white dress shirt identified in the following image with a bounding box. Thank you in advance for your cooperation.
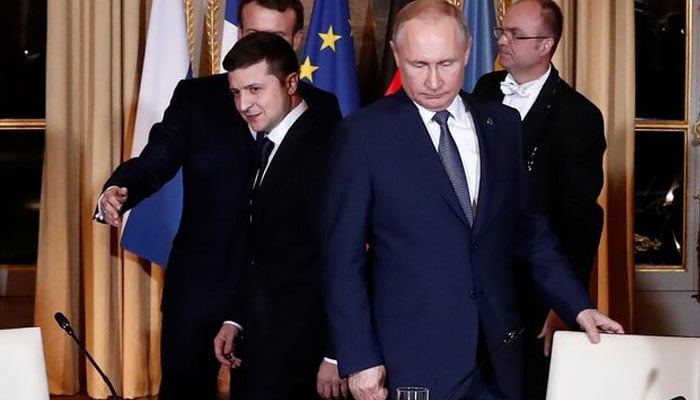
[414,96,481,205]
[501,65,551,120]
[249,99,309,183]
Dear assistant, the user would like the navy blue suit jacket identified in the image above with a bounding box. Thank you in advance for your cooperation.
[321,90,593,400]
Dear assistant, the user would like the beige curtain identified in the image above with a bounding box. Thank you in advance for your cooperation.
[33,0,637,398]
[35,0,162,398]
[552,0,636,329]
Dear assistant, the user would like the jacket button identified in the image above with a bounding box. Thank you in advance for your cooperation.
[468,289,477,299]
[472,243,478,251]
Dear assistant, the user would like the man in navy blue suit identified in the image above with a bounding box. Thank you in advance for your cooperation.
[321,1,623,399]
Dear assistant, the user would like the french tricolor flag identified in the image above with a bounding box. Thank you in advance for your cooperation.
[220,0,240,72]
[120,0,191,267]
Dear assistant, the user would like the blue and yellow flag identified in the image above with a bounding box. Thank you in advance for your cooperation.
[301,0,360,116]
[463,0,498,92]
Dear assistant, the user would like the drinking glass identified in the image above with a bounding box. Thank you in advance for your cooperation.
[396,386,429,400]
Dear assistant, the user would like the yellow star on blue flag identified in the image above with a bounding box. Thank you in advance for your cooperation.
[319,25,342,51]
[301,0,359,116]
[299,56,320,83]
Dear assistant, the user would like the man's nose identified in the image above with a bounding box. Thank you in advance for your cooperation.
[237,93,252,112]
[426,67,442,90]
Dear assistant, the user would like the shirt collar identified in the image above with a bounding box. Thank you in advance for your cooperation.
[503,65,552,98]
[248,99,309,144]
[414,96,468,127]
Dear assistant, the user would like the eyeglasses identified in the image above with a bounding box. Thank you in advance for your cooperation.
[492,27,551,41]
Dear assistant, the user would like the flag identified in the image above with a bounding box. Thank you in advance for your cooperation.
[120,0,192,267]
[380,0,414,95]
[463,0,498,92]
[220,0,240,73]
[300,0,360,116]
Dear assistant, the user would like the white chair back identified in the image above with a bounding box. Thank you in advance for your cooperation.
[0,327,50,400]
[547,331,700,400]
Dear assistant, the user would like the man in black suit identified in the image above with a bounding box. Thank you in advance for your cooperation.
[212,32,345,400]
[473,1,606,398]
[95,1,340,398]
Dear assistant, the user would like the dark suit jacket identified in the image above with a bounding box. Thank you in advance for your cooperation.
[321,90,594,400]
[101,74,341,321]
[230,108,333,400]
[105,74,254,321]
[473,66,606,290]
[299,80,342,128]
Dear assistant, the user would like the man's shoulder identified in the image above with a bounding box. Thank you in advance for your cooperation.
[299,80,335,101]
[174,73,229,94]
[477,70,508,84]
[473,70,508,98]
[344,94,411,125]
[465,92,519,120]
[551,79,603,120]
[298,81,342,124]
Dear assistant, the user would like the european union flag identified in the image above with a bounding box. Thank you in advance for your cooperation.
[463,0,498,92]
[301,0,360,117]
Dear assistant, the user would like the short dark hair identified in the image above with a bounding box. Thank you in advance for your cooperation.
[222,31,299,84]
[238,0,304,33]
[529,0,563,52]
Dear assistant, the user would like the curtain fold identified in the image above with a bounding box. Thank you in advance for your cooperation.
[34,0,637,398]
[554,0,635,329]
[36,0,162,397]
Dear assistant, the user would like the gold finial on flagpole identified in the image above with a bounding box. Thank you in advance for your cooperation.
[496,0,512,24]
[205,0,223,75]
[445,0,463,9]
[184,0,197,75]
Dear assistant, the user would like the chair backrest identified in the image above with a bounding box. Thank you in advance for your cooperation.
[546,331,700,400]
[0,327,50,400]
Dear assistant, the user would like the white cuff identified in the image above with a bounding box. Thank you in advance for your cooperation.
[223,320,243,331]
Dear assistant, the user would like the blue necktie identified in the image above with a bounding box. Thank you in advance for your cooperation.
[433,110,474,225]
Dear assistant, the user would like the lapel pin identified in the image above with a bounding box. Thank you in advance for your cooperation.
[486,117,494,126]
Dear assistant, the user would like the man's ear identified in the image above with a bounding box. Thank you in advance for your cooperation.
[539,37,554,56]
[292,30,304,51]
[390,40,400,66]
[463,37,473,67]
[286,72,299,95]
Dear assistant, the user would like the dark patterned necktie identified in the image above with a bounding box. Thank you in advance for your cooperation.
[433,110,474,225]
[250,136,274,220]
[254,131,268,168]
[253,137,274,190]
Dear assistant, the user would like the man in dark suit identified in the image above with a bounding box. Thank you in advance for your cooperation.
[473,1,606,397]
[321,1,622,400]
[95,1,340,398]
[212,32,344,400]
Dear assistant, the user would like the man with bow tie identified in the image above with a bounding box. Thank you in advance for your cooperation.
[473,1,606,398]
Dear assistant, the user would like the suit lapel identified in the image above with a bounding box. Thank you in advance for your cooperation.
[388,91,469,227]
[256,110,315,200]
[521,66,560,158]
[461,93,499,236]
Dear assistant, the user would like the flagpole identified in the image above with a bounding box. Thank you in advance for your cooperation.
[184,0,197,74]
[205,0,223,76]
